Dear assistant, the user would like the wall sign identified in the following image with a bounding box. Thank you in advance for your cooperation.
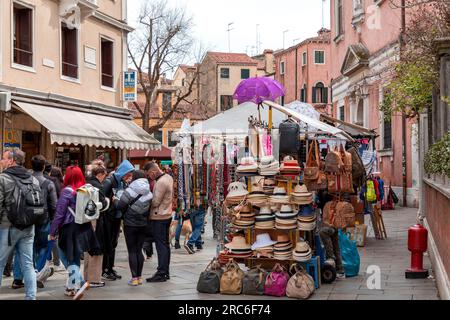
[123,71,137,102]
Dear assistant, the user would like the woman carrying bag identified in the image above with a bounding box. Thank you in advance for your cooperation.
[114,171,153,286]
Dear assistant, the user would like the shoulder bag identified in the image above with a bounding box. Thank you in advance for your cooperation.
[242,265,268,296]
[220,259,245,295]
[264,263,290,297]
[197,258,224,294]
[286,265,315,299]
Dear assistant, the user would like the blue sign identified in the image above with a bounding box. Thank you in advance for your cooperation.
[123,71,137,102]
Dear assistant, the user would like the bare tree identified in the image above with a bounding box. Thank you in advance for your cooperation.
[128,0,205,133]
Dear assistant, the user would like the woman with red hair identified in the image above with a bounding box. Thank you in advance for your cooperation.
[50,166,100,300]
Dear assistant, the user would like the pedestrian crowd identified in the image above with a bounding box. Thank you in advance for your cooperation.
[0,149,209,300]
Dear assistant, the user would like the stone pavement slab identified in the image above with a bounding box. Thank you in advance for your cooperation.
[0,207,439,300]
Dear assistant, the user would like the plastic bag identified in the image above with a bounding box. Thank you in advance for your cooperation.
[338,229,360,277]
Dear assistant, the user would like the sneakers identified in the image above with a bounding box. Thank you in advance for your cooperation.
[111,269,122,280]
[196,244,203,251]
[138,278,143,285]
[336,273,346,280]
[128,278,140,286]
[11,280,24,289]
[73,282,90,300]
[102,271,117,281]
[37,265,55,284]
[146,274,167,283]
[174,241,181,250]
[64,288,76,297]
[90,282,106,288]
[184,244,195,254]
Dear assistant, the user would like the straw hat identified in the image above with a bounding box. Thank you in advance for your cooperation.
[292,241,312,262]
[292,184,312,197]
[225,236,251,250]
[251,233,277,250]
[227,182,249,198]
[270,187,290,204]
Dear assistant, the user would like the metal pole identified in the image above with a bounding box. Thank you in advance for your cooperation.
[401,0,407,207]
[227,23,234,53]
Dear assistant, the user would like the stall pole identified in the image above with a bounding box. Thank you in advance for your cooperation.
[268,106,273,131]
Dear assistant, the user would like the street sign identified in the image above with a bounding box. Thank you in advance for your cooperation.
[123,71,137,102]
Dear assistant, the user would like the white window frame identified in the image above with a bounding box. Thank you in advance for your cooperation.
[302,51,307,66]
[280,61,285,75]
[313,50,325,65]
[59,20,81,83]
[11,0,36,73]
[100,35,116,92]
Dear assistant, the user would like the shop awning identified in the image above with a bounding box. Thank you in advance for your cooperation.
[320,114,378,138]
[13,101,161,150]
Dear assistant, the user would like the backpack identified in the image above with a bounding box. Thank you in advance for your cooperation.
[325,147,344,173]
[6,174,46,230]
[68,184,103,224]
[279,119,300,155]
[365,180,377,203]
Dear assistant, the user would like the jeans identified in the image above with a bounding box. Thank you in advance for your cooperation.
[151,219,172,277]
[319,226,345,274]
[174,214,182,242]
[187,210,205,247]
[59,248,84,290]
[0,226,37,300]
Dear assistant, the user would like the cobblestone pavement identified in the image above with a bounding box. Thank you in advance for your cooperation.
[0,207,440,300]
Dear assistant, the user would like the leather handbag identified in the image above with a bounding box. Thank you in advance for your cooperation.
[305,171,327,191]
[242,265,268,295]
[264,263,290,297]
[347,147,366,186]
[327,173,354,194]
[286,265,315,299]
[339,144,353,173]
[182,219,192,234]
[323,201,356,229]
[325,147,344,173]
[304,140,320,181]
[197,258,224,294]
[220,259,245,295]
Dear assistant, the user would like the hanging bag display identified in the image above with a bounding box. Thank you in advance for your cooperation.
[220,259,245,295]
[339,144,353,173]
[347,147,366,186]
[279,119,300,155]
[325,146,344,173]
[197,258,224,294]
[264,263,290,297]
[242,265,268,295]
[365,180,377,203]
[286,265,315,299]
[304,140,320,181]
[323,201,355,229]
[338,229,360,277]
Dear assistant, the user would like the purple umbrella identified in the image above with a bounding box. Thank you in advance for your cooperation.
[233,77,286,105]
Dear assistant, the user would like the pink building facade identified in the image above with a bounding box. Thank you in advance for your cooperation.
[274,29,332,115]
[330,0,419,207]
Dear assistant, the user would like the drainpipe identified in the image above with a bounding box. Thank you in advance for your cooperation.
[401,0,408,207]
[295,47,298,101]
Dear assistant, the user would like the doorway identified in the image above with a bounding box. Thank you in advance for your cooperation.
[22,131,41,169]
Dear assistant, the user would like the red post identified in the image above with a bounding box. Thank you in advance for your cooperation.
[406,224,429,279]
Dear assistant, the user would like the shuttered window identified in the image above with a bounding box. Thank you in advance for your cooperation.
[13,4,33,67]
[241,69,250,79]
[312,82,328,104]
[162,92,172,112]
[220,95,233,111]
[101,38,114,87]
[61,23,78,79]
[300,85,307,102]
[383,119,392,149]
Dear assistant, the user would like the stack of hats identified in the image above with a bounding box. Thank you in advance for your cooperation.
[292,241,312,262]
[237,157,258,176]
[274,234,293,260]
[251,233,276,258]
[297,205,317,231]
[232,204,255,229]
[279,156,301,176]
[247,184,268,207]
[255,206,275,230]
[259,155,280,176]
[224,236,253,258]
[275,205,298,230]
[263,179,276,195]
[269,187,290,204]
[291,184,313,205]
[225,182,249,205]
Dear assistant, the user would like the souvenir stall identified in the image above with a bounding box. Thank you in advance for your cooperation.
[194,77,370,299]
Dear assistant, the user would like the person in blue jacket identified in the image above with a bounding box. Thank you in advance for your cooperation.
[101,160,135,281]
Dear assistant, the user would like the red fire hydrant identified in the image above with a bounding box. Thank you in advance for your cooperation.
[405,224,429,279]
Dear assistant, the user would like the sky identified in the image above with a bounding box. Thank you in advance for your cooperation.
[127,0,331,57]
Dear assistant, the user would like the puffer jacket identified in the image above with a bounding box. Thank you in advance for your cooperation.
[116,178,153,227]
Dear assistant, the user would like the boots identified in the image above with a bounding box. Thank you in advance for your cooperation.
[174,240,181,250]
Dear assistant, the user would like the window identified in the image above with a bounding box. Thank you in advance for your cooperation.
[61,23,78,79]
[168,131,177,147]
[339,106,345,121]
[153,131,163,143]
[300,85,307,102]
[280,61,285,75]
[181,78,185,86]
[241,69,250,79]
[162,92,172,112]
[13,3,33,67]
[220,95,233,111]
[101,38,114,88]
[302,52,307,66]
[312,82,328,104]
[220,68,230,79]
[383,119,392,149]
[335,0,344,37]
[281,96,285,106]
[314,50,325,64]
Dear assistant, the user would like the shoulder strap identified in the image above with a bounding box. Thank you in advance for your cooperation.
[129,194,143,207]
[5,173,28,193]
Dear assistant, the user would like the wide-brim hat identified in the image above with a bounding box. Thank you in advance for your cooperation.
[295,241,311,253]
[261,155,275,165]
[298,221,316,231]
[258,207,272,215]
[227,182,249,198]
[251,233,277,250]
[298,205,315,217]
[292,184,312,197]
[225,236,251,250]
[291,197,314,205]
